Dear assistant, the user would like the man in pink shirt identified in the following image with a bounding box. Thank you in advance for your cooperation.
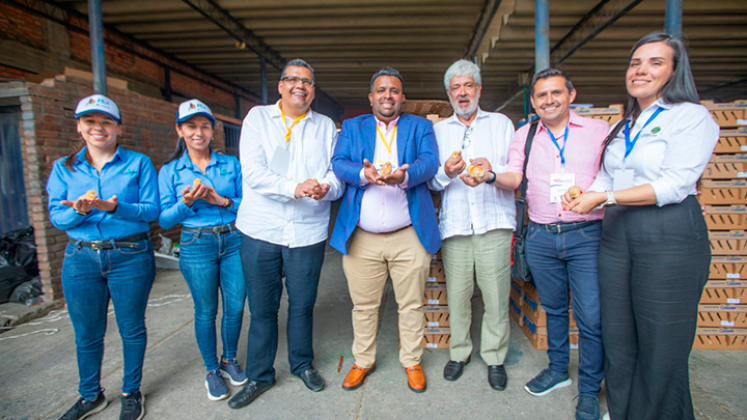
[493,68,609,420]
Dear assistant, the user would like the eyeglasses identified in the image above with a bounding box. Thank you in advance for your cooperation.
[281,76,315,87]
[462,126,473,149]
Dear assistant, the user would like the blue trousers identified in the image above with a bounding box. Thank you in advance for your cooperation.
[239,234,326,385]
[524,221,604,394]
[61,238,155,401]
[179,227,246,372]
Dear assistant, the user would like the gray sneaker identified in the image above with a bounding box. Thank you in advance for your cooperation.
[524,368,572,396]
[220,358,248,386]
[205,369,229,401]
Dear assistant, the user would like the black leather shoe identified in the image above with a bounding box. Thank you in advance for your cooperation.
[227,381,274,409]
[488,365,507,390]
[298,368,325,392]
[443,356,471,381]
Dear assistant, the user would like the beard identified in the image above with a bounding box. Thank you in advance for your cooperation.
[450,94,479,119]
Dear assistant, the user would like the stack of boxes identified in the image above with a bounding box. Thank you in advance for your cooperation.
[423,191,450,349]
[696,99,747,350]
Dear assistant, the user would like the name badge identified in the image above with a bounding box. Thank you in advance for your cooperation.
[269,146,290,177]
[613,169,635,191]
[550,173,575,203]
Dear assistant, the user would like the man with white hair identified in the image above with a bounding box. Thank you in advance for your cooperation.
[427,59,515,390]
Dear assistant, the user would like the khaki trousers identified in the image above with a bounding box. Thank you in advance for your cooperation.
[342,226,431,368]
[441,229,512,365]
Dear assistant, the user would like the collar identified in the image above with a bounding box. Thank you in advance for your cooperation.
[272,100,314,122]
[176,149,222,170]
[446,106,489,126]
[648,98,673,111]
[75,145,123,166]
[374,115,400,132]
[536,110,583,136]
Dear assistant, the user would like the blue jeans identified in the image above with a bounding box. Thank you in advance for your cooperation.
[179,227,246,372]
[61,238,155,401]
[524,221,604,394]
[239,233,326,385]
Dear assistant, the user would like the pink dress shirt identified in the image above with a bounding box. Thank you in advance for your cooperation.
[358,116,413,233]
[506,111,609,224]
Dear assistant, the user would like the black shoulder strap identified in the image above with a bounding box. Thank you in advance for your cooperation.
[516,122,539,234]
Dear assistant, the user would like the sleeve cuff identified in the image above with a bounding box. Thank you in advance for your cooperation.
[359,168,369,187]
[284,180,298,199]
[178,199,197,215]
[650,180,677,207]
[399,172,410,189]
[113,201,137,218]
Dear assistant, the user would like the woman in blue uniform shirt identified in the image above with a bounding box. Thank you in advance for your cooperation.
[47,94,158,420]
[157,99,246,401]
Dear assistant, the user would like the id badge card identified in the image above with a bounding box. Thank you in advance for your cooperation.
[269,146,290,177]
[613,169,635,191]
[549,173,575,203]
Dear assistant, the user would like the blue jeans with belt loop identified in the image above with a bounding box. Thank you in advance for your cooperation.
[61,237,156,401]
[179,225,246,372]
[524,220,604,394]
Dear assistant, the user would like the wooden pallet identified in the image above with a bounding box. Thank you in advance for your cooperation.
[693,328,747,350]
[705,205,747,230]
[697,304,747,328]
[709,256,747,279]
[709,231,747,255]
[698,180,747,205]
[700,280,747,305]
[701,100,747,128]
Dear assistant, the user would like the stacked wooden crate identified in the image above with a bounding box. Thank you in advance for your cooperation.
[696,99,747,350]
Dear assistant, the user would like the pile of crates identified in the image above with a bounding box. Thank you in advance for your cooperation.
[696,99,747,350]
[509,277,578,350]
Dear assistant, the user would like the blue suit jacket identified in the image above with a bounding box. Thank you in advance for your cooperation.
[330,113,441,255]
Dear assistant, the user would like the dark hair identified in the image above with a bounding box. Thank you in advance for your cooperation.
[63,119,122,171]
[529,68,574,97]
[601,32,700,165]
[165,119,216,164]
[370,67,404,93]
[281,58,315,82]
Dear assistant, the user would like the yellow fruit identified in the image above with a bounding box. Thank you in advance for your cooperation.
[468,165,485,179]
[85,190,97,199]
[380,162,393,176]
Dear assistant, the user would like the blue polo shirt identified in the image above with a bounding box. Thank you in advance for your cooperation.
[46,146,160,241]
[157,150,242,229]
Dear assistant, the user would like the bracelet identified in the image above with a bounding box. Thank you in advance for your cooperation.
[486,170,497,184]
[222,198,233,209]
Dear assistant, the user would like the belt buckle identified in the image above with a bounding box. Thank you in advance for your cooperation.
[213,226,222,234]
[90,240,105,250]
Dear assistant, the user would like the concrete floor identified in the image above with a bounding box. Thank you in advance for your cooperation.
[1,250,745,420]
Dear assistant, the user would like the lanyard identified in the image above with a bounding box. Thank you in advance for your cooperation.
[624,106,664,159]
[376,123,398,155]
[279,101,308,143]
[546,124,569,168]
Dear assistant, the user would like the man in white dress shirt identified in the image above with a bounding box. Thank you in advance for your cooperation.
[229,59,344,410]
[427,59,516,390]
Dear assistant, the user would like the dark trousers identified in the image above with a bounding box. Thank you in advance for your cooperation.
[239,233,326,385]
[525,221,604,394]
[600,196,710,420]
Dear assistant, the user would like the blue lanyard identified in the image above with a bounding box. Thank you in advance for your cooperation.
[624,106,664,159]
[546,124,569,168]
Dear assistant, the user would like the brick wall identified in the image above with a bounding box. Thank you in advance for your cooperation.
[0,64,34,81]
[16,75,226,300]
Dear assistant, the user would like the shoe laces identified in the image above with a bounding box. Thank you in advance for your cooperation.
[223,358,244,373]
[121,392,140,411]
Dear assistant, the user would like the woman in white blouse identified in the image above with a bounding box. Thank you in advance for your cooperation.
[562,32,719,420]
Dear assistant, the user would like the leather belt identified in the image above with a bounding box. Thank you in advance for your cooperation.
[70,232,149,250]
[182,222,236,235]
[536,220,600,234]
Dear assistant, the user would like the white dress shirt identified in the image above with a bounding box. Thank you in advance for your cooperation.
[428,107,517,240]
[236,101,344,247]
[357,116,413,233]
[588,99,720,206]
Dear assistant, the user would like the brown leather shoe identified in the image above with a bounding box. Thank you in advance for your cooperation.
[342,364,376,390]
[405,364,426,393]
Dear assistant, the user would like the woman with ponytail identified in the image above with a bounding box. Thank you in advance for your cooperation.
[48,94,159,420]
[157,99,246,401]
[562,32,719,420]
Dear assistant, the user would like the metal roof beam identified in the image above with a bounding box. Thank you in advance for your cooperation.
[466,0,503,58]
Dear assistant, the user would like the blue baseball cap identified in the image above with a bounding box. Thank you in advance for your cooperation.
[176,99,216,124]
[75,94,121,123]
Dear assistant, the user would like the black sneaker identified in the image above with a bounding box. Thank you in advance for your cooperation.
[119,391,145,420]
[58,391,108,420]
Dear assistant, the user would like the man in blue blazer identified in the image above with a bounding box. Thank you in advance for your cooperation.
[331,67,440,394]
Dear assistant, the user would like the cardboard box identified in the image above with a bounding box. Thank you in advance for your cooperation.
[709,256,747,279]
[424,305,450,327]
[705,205,747,230]
[431,250,442,261]
[701,99,747,128]
[700,280,747,304]
[697,304,747,328]
[516,314,580,351]
[709,154,747,163]
[712,128,747,153]
[702,162,747,179]
[709,230,747,255]
[693,327,747,350]
[427,261,446,284]
[423,327,450,349]
[509,296,522,324]
[698,180,747,205]
[424,283,448,305]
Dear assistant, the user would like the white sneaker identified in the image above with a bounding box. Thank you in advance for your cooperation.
[602,412,610,420]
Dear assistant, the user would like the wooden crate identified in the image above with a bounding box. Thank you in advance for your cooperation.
[713,128,747,153]
[573,103,624,126]
[709,231,747,255]
[424,305,450,327]
[700,280,747,305]
[697,305,747,328]
[692,328,747,350]
[698,180,747,205]
[705,205,747,230]
[423,327,450,349]
[424,283,448,305]
[701,100,747,128]
[709,256,747,279]
[702,162,747,179]
[431,250,442,262]
[427,260,446,284]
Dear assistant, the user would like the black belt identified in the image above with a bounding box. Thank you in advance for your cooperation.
[182,222,236,235]
[535,220,600,234]
[70,232,149,250]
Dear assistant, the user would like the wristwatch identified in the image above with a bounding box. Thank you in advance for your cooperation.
[604,191,617,207]
[486,170,497,184]
[222,197,234,209]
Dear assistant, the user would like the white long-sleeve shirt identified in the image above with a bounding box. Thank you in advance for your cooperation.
[236,101,344,247]
[588,99,719,206]
[428,108,516,240]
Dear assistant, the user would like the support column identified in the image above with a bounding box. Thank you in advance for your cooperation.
[535,0,550,73]
[87,0,107,95]
[665,0,682,38]
[260,56,268,105]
